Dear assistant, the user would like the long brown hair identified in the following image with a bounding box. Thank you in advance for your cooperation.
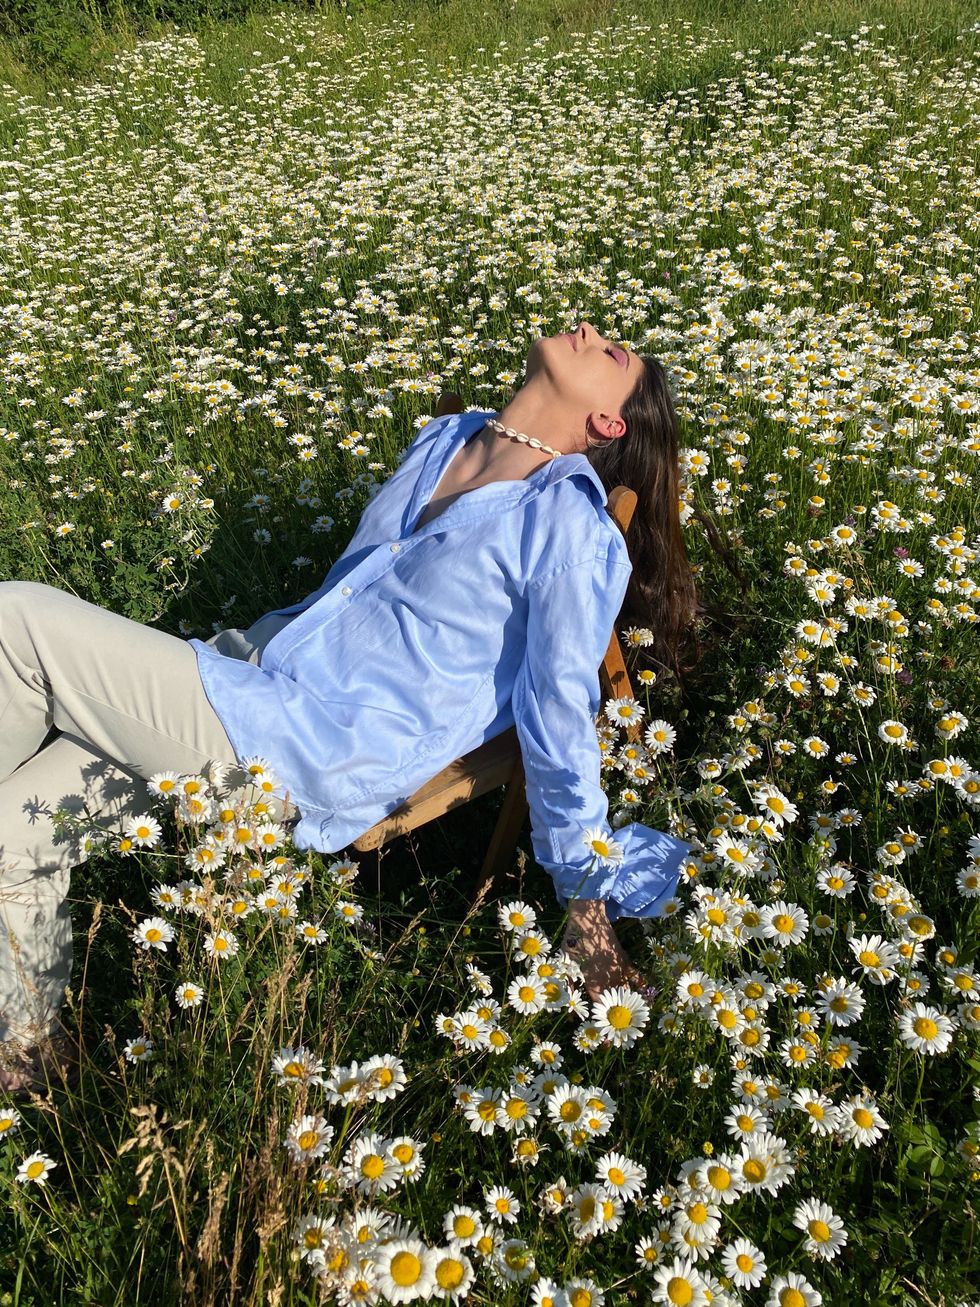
[586,353,735,691]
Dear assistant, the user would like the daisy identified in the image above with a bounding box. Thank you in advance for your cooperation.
[815,977,865,1027]
[532,1277,570,1307]
[762,900,810,947]
[651,1254,709,1307]
[150,883,181,911]
[792,1197,848,1261]
[765,1270,823,1305]
[735,1133,796,1195]
[453,1011,491,1051]
[203,930,239,960]
[253,822,284,851]
[547,1083,590,1132]
[878,719,910,745]
[817,863,856,896]
[530,1039,564,1070]
[849,932,900,983]
[561,1276,604,1306]
[462,1088,503,1136]
[174,980,204,1010]
[581,826,625,865]
[185,841,227,873]
[324,1061,372,1106]
[362,1053,408,1102]
[124,814,163,848]
[896,1001,955,1054]
[372,1237,436,1305]
[343,1205,393,1250]
[335,900,364,924]
[295,914,330,946]
[496,1088,540,1135]
[753,784,799,826]
[673,1195,722,1246]
[484,1183,520,1225]
[635,1237,662,1271]
[465,962,495,995]
[16,1151,57,1186]
[346,1133,401,1194]
[710,993,747,1041]
[177,792,216,826]
[507,974,549,1016]
[285,1113,334,1165]
[568,1182,619,1238]
[428,1246,474,1301]
[272,1046,326,1086]
[498,900,538,932]
[292,1213,334,1265]
[720,1236,767,1289]
[595,1150,647,1203]
[591,986,650,1048]
[696,1156,744,1206]
[147,770,182,798]
[540,1176,572,1217]
[387,1135,426,1181]
[123,1037,154,1063]
[643,719,677,754]
[221,894,253,923]
[495,1238,536,1283]
[443,1205,484,1247]
[0,1106,22,1141]
[838,1092,889,1147]
[132,915,174,951]
[676,969,714,1010]
[824,1035,864,1071]
[513,1136,544,1167]
[791,1088,840,1137]
[512,929,552,964]
[605,696,645,726]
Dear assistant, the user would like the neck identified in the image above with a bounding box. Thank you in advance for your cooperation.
[474,380,582,473]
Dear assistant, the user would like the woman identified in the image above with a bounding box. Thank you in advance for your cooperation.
[0,321,697,1092]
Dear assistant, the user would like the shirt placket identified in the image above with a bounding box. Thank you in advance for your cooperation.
[259,480,539,675]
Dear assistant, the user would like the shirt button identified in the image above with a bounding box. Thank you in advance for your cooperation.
[341,586,352,596]
[390,542,401,552]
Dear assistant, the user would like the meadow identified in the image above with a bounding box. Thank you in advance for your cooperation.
[0,0,979,1303]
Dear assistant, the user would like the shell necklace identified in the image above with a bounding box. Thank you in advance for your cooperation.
[484,416,564,460]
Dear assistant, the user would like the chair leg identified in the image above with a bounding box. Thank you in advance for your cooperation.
[472,757,529,910]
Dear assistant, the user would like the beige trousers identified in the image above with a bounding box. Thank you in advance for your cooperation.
[0,580,294,1048]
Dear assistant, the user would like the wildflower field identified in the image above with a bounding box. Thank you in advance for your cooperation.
[1,1,979,1303]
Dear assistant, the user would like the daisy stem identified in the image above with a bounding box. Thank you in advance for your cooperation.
[913,1050,927,1121]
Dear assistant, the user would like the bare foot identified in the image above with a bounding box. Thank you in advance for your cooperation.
[0,1034,79,1098]
[561,900,647,1003]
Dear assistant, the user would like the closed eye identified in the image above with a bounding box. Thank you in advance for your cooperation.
[605,347,626,366]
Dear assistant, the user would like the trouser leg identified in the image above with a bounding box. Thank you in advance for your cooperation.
[0,581,242,782]
[0,733,150,1045]
[0,580,247,1046]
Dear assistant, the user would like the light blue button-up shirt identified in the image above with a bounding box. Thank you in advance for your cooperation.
[188,408,691,921]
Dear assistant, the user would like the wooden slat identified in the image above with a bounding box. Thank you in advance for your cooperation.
[351,728,521,850]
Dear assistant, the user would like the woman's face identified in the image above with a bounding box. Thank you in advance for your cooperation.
[525,321,642,430]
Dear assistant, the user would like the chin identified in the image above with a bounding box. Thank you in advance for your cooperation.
[525,333,559,370]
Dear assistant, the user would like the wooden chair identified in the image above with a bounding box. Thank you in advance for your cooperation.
[350,391,640,904]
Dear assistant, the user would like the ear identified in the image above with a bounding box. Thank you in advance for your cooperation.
[590,413,628,440]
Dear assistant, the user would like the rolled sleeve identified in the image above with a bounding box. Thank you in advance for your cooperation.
[512,547,692,922]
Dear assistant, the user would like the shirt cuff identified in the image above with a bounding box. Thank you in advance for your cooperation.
[548,821,692,923]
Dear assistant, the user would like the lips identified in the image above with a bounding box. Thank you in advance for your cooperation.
[567,332,577,351]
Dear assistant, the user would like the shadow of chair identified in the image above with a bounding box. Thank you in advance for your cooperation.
[350,391,640,905]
